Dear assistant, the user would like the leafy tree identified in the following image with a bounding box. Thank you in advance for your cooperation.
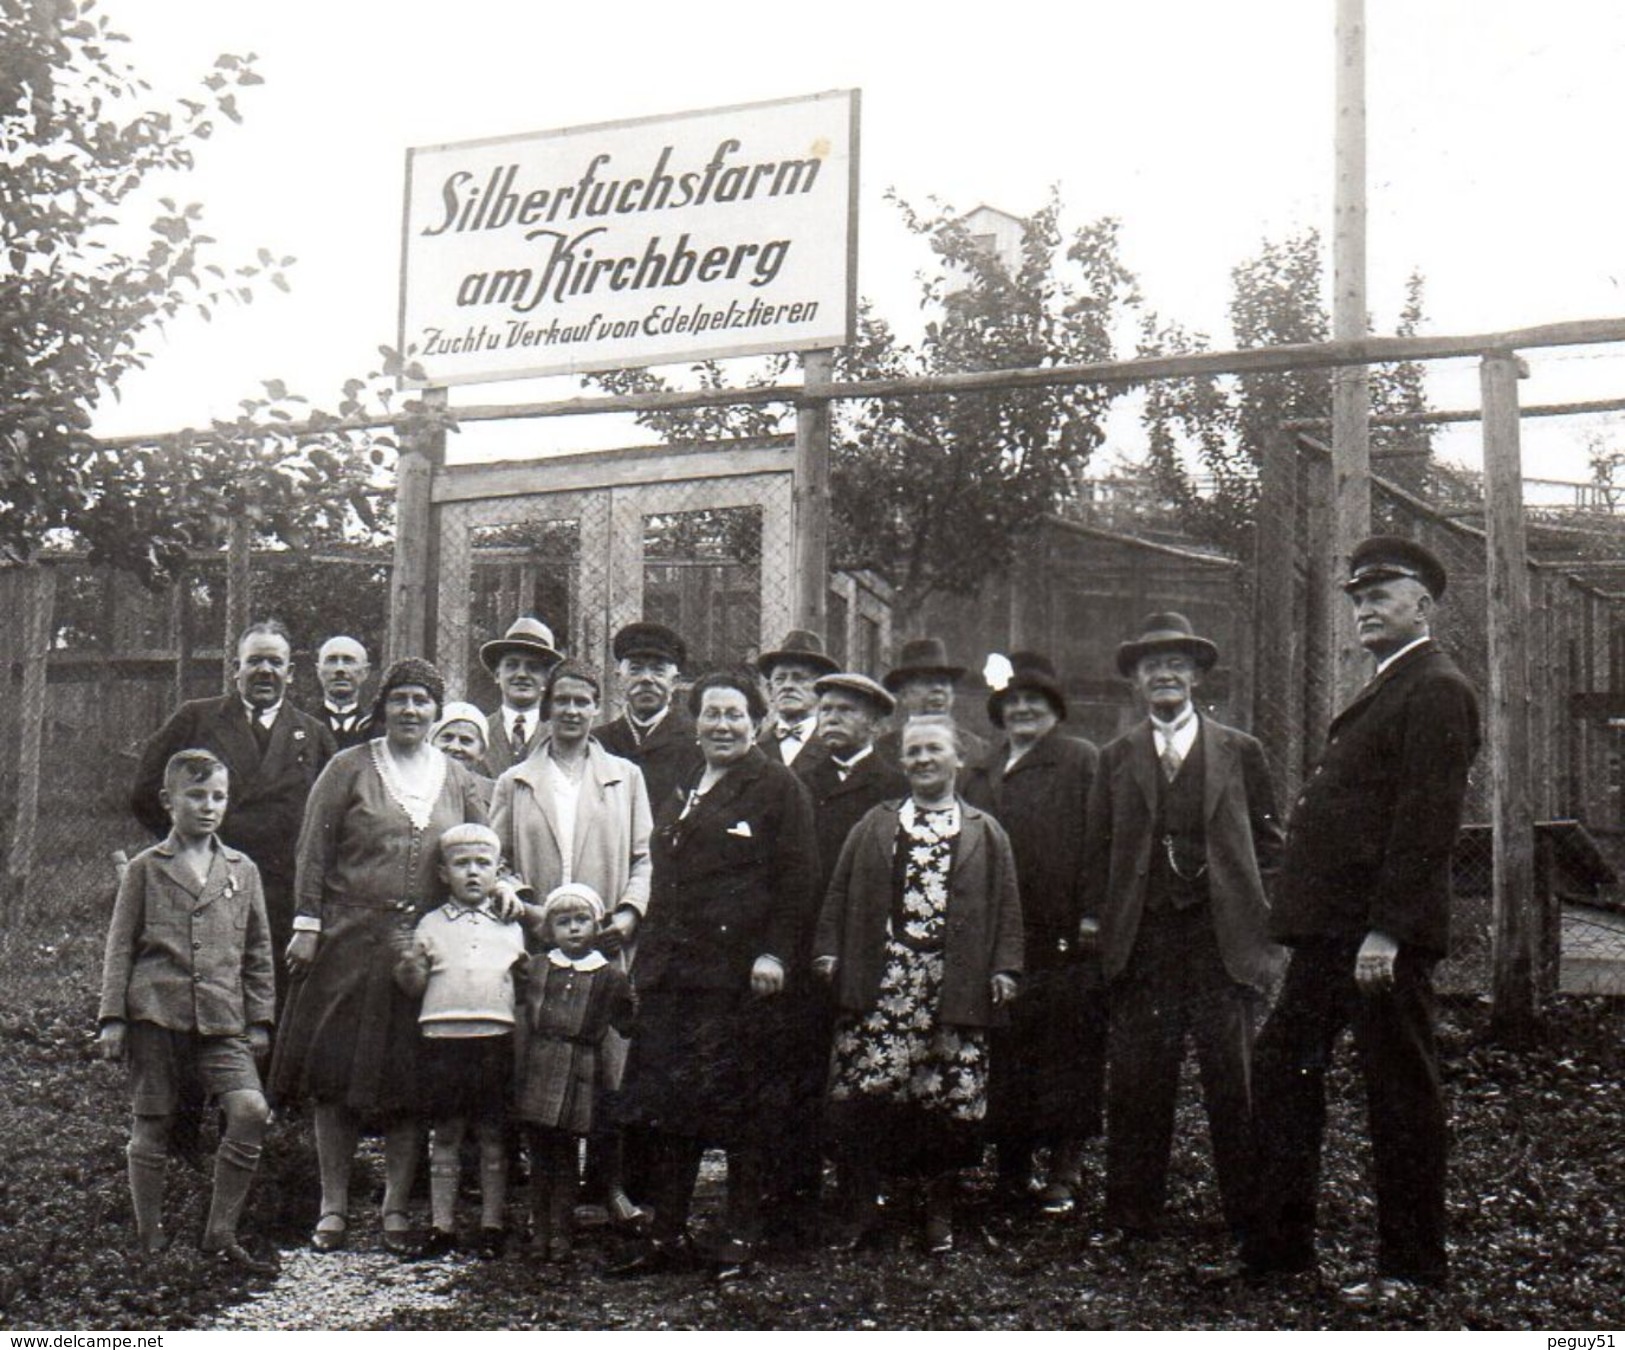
[587,189,1140,623]
[0,1,421,583]
[1137,229,1434,554]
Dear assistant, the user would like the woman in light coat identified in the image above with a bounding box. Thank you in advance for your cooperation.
[490,659,652,1221]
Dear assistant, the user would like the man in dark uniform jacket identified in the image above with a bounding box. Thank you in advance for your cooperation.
[1245,537,1481,1309]
[769,672,908,1240]
[314,634,373,749]
[595,621,700,822]
[131,620,337,997]
[1081,618,1282,1250]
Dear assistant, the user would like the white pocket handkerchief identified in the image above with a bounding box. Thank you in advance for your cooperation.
[726,820,753,838]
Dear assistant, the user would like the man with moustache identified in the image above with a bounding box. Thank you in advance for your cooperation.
[1083,614,1283,1258]
[595,621,700,822]
[314,635,373,750]
[478,616,565,777]
[1244,539,1480,1309]
[874,637,987,771]
[756,629,838,774]
[131,620,337,995]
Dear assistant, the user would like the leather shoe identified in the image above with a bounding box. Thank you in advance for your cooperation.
[1338,1275,1435,1310]
[475,1227,507,1261]
[310,1214,347,1253]
[382,1226,423,1259]
[205,1239,281,1277]
[606,1238,690,1279]
[1037,1181,1077,1218]
[411,1229,458,1261]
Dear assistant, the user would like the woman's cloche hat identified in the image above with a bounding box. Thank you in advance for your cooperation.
[986,650,1068,727]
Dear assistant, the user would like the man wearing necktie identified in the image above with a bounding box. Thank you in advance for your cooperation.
[1082,613,1284,1264]
[1244,538,1480,1309]
[315,635,373,749]
[131,621,337,1000]
[477,616,565,777]
[755,630,838,774]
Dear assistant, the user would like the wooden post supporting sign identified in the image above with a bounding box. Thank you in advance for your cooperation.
[794,350,834,637]
[388,386,448,667]
[1481,349,1537,1041]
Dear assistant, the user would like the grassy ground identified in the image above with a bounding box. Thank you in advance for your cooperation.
[3,883,1622,1330]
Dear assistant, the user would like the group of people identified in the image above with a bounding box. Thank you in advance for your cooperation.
[97,533,1480,1310]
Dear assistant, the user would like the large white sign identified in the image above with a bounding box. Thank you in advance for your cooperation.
[399,90,859,386]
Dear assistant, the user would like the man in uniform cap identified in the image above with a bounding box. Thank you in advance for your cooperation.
[1244,537,1480,1308]
[596,621,700,821]
[769,670,909,1243]
[756,629,839,773]
[874,636,987,770]
[1081,616,1282,1254]
[479,616,564,777]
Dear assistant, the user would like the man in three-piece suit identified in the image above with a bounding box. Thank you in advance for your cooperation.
[478,615,564,777]
[595,621,701,822]
[1245,537,1481,1309]
[131,621,338,998]
[1083,613,1284,1252]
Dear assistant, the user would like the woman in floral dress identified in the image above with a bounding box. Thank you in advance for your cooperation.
[813,713,1023,1253]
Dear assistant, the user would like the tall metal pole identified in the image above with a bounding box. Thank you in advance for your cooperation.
[1332,0,1372,707]
[1482,350,1537,1042]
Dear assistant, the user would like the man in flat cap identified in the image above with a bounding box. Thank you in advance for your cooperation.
[479,616,564,777]
[1081,616,1283,1255]
[756,629,839,774]
[769,671,909,1243]
[874,636,987,771]
[1245,537,1480,1309]
[596,621,701,823]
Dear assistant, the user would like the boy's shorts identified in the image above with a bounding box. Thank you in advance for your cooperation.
[127,1021,264,1116]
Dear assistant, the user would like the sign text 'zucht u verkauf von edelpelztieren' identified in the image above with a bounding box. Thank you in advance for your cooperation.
[399,91,859,385]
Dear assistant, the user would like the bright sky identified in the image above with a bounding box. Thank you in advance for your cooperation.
[93,0,1625,487]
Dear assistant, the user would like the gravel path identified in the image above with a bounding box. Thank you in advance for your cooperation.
[200,1247,466,1331]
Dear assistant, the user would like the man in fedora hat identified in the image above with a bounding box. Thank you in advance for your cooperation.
[875,636,986,771]
[768,670,909,1244]
[757,629,839,772]
[1245,538,1479,1308]
[597,621,700,822]
[1082,613,1284,1258]
[962,652,1104,1218]
[479,615,564,777]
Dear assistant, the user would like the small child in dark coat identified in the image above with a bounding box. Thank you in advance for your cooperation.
[515,882,636,1262]
[97,749,277,1273]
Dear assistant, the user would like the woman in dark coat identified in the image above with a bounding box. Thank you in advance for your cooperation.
[611,669,819,1280]
[815,713,1023,1253]
[961,652,1104,1217]
[270,658,495,1255]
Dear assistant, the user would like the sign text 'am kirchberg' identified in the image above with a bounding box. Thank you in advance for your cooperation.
[401,94,856,383]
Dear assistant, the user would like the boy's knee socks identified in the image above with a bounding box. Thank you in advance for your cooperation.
[202,1137,263,1247]
[429,1156,460,1232]
[126,1143,168,1241]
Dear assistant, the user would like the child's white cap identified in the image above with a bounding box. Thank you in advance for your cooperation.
[539,881,605,926]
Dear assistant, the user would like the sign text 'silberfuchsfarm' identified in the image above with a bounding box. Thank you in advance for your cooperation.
[399,91,859,385]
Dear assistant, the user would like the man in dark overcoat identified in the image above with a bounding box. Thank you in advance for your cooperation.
[131,620,337,998]
[961,652,1102,1216]
[769,672,907,1239]
[595,621,700,822]
[1082,615,1283,1252]
[1244,537,1480,1309]
[479,615,564,777]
